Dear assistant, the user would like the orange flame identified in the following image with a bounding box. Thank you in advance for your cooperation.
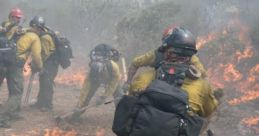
[235,47,254,62]
[9,128,77,136]
[242,116,259,133]
[44,128,77,136]
[55,68,86,86]
[95,127,106,136]
[200,15,258,110]
[196,33,217,49]
[228,91,259,105]
[223,63,243,82]
[23,59,32,77]
[248,64,259,83]
[242,116,259,127]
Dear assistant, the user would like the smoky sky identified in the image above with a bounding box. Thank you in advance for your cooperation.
[1,0,259,53]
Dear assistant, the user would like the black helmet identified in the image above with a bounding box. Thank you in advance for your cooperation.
[29,16,45,28]
[90,43,120,61]
[159,27,197,57]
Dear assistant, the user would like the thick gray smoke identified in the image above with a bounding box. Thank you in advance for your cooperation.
[198,0,259,34]
[0,0,259,58]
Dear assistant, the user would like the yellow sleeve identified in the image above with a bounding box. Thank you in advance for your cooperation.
[129,68,156,93]
[40,34,56,61]
[1,21,10,28]
[16,32,43,70]
[202,81,219,117]
[182,79,218,118]
[132,50,156,68]
[30,34,43,70]
[103,61,121,97]
[191,55,207,78]
[1,21,18,40]
[78,77,91,107]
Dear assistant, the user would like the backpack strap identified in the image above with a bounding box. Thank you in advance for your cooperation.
[151,49,165,69]
[39,31,51,37]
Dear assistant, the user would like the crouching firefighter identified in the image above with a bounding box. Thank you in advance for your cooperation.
[123,25,207,95]
[0,11,43,128]
[69,44,121,120]
[29,16,73,112]
[112,27,220,136]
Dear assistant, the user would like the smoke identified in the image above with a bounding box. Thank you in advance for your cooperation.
[198,0,259,34]
[0,0,259,61]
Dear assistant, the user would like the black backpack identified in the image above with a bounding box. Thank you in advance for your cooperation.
[112,79,204,136]
[0,25,23,66]
[43,28,73,69]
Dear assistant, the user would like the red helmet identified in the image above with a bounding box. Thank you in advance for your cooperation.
[162,24,177,40]
[9,8,23,18]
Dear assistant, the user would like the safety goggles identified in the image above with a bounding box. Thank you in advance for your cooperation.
[166,47,196,57]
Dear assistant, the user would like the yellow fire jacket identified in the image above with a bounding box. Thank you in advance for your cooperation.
[129,49,207,92]
[1,20,20,40]
[128,49,218,117]
[78,60,121,107]
[40,34,56,61]
[182,78,218,117]
[132,49,207,77]
[16,31,43,70]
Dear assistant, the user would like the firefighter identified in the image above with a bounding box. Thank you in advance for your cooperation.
[156,27,220,135]
[76,44,121,116]
[126,26,219,116]
[0,8,24,40]
[0,8,24,83]
[113,27,220,136]
[123,26,207,95]
[127,26,218,116]
[28,16,59,112]
[0,12,43,128]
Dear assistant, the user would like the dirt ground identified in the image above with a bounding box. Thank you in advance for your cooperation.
[0,77,116,136]
[0,77,258,136]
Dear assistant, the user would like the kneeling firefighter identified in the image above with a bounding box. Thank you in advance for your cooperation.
[68,44,122,119]
[113,27,220,136]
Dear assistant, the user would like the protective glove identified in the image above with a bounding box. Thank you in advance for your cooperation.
[95,96,106,106]
[213,88,224,102]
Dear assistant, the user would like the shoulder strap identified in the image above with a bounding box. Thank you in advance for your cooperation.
[151,49,165,69]
[39,31,51,37]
